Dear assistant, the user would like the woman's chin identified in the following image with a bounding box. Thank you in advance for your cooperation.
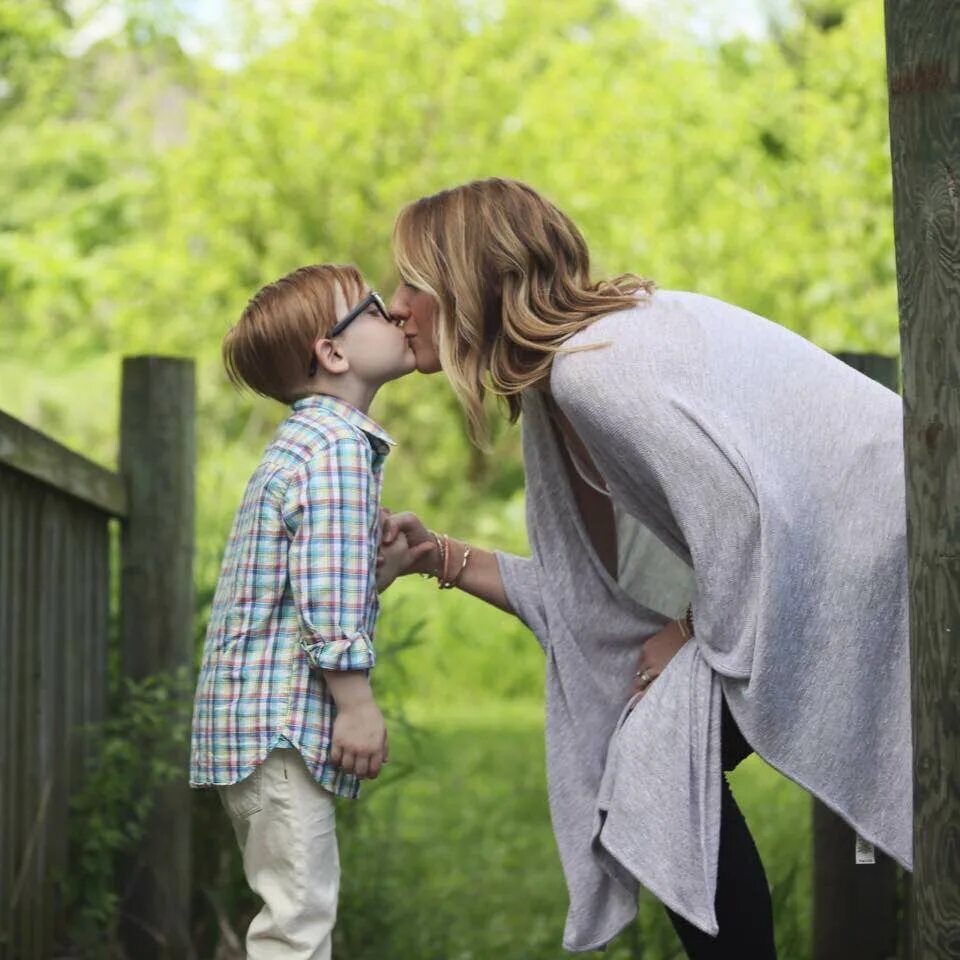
[415,356,443,375]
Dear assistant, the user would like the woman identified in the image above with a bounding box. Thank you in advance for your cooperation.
[382,178,911,957]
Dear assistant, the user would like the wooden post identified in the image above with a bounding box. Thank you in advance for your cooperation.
[812,354,903,960]
[119,357,196,959]
[884,4,960,958]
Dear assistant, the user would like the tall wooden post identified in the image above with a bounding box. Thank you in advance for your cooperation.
[813,353,904,960]
[884,4,960,958]
[119,357,196,959]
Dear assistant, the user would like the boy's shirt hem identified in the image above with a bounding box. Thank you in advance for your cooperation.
[189,735,363,800]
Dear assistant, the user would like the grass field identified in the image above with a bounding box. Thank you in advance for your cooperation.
[332,701,813,960]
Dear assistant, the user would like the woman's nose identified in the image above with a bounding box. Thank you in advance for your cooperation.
[388,291,413,330]
[387,287,407,314]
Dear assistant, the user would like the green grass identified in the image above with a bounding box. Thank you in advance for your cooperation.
[333,703,813,960]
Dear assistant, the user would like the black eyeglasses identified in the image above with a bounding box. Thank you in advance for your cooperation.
[308,291,404,377]
[330,291,393,337]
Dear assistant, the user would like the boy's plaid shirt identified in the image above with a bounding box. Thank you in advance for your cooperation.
[190,394,394,798]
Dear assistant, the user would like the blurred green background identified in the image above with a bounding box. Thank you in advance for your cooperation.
[2,0,896,956]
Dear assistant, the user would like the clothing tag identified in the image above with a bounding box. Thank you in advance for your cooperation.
[855,834,876,865]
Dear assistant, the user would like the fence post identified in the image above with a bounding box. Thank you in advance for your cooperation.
[118,356,196,959]
[885,2,960,956]
[812,353,903,960]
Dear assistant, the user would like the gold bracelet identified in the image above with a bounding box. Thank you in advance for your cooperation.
[438,533,449,587]
[420,531,446,581]
[442,543,471,590]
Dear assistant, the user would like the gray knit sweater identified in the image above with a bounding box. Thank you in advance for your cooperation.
[495,290,911,952]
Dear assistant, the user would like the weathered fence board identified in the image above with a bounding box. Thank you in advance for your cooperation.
[885,0,960,956]
[0,466,112,960]
[0,410,127,519]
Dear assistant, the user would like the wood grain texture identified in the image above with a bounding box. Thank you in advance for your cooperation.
[885,3,960,957]
[0,409,127,519]
[118,356,196,960]
[0,468,110,960]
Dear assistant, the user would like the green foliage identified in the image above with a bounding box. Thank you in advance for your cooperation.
[61,668,193,957]
[332,709,813,960]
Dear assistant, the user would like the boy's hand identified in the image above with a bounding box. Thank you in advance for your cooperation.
[376,529,411,592]
[330,700,388,779]
[324,672,389,778]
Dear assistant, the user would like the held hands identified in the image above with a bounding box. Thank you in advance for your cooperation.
[630,617,691,701]
[375,509,436,590]
[378,510,438,577]
[375,529,409,591]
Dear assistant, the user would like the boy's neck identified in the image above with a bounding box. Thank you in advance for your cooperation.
[306,376,380,415]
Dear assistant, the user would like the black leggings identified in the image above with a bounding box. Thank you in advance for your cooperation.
[664,698,777,959]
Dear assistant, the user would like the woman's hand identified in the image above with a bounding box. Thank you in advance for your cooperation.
[631,618,690,700]
[380,510,439,577]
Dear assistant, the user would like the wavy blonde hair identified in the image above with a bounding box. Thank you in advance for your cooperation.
[392,178,654,447]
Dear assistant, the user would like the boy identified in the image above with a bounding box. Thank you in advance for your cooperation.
[190,264,428,959]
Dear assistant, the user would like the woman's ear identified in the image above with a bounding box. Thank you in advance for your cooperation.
[312,338,350,377]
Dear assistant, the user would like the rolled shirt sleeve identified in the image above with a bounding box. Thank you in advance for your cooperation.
[283,438,378,672]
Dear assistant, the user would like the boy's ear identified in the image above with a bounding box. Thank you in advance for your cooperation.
[312,338,350,376]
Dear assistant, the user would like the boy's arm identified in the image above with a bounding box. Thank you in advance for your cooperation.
[284,439,387,778]
[322,671,387,779]
[283,438,378,672]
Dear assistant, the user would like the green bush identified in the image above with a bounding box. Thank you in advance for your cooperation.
[61,669,193,958]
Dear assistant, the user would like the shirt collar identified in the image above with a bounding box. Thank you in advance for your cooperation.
[292,394,396,454]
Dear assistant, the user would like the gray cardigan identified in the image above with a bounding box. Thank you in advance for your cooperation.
[495,290,911,952]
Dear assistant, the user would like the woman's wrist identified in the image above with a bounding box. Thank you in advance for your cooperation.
[422,533,472,589]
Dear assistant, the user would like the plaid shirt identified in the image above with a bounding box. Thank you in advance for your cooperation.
[190,394,394,798]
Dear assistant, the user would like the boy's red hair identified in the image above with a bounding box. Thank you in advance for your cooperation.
[223,264,364,403]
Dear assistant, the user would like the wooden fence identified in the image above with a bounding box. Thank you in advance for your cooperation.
[0,357,195,960]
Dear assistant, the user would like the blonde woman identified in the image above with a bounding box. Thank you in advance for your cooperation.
[381,178,911,958]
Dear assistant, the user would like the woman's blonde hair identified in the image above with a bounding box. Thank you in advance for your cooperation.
[223,263,364,404]
[392,178,653,446]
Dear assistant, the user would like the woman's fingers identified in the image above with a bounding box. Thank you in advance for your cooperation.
[382,511,416,545]
[631,663,657,697]
[339,750,356,774]
[329,742,343,767]
[353,755,370,779]
[410,540,436,562]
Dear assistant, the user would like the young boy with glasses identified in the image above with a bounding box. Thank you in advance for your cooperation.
[190,263,429,959]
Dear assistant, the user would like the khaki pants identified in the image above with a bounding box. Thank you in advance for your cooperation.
[219,749,339,960]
